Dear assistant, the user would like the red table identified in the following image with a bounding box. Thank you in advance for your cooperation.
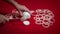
[0,0,60,34]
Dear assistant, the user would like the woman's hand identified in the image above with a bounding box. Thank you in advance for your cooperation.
[16,4,29,11]
[4,0,30,16]
[15,4,30,16]
[4,0,31,21]
[0,14,9,24]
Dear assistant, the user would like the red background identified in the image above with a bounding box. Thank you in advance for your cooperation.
[0,0,60,34]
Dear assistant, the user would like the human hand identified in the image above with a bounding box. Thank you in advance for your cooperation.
[15,4,30,16]
[16,5,29,11]
[0,14,9,24]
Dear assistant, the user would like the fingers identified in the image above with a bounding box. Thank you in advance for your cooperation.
[22,5,30,11]
[2,15,9,21]
[0,14,9,24]
[4,17,9,22]
[17,5,30,12]
[18,10,23,16]
[0,18,6,24]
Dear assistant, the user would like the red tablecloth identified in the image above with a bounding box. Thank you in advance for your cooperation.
[0,0,60,34]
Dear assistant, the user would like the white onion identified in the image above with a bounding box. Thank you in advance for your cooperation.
[22,12,31,19]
